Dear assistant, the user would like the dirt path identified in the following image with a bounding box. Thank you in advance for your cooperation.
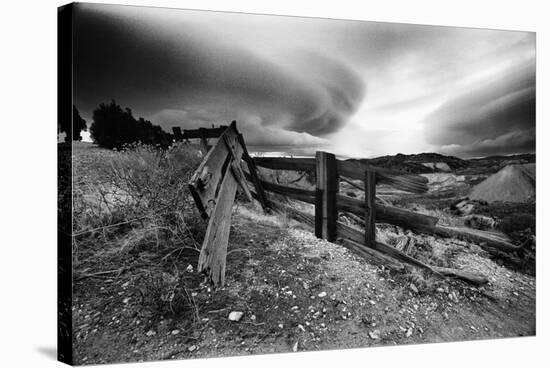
[73,204,535,365]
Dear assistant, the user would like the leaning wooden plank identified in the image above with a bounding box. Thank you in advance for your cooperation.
[341,238,405,271]
[433,225,521,253]
[197,167,239,286]
[222,134,252,202]
[336,194,439,231]
[237,132,269,213]
[264,196,487,285]
[188,125,239,219]
[432,266,490,286]
[336,221,488,286]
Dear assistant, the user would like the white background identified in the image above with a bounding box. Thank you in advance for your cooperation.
[0,0,547,367]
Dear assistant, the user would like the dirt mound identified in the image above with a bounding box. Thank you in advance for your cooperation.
[469,164,535,203]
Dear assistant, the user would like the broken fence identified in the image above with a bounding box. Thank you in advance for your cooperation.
[184,122,520,287]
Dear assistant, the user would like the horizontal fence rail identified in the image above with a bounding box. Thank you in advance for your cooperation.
[253,157,429,194]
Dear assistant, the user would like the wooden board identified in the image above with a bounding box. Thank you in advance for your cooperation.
[364,170,376,248]
[336,194,439,231]
[315,152,338,241]
[182,126,228,139]
[197,165,239,286]
[335,220,488,286]
[237,132,269,212]
[188,125,240,219]
[434,225,521,253]
[263,199,487,286]
[253,156,429,193]
[337,160,428,193]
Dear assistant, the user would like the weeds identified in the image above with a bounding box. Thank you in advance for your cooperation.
[73,142,206,316]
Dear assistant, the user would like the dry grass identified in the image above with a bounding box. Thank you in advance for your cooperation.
[73,142,206,317]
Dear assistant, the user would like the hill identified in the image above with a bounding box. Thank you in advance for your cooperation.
[347,152,535,175]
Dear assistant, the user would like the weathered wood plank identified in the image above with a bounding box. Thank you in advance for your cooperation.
[262,201,487,285]
[337,160,428,193]
[433,225,521,252]
[197,166,239,286]
[336,221,488,286]
[182,125,229,139]
[336,194,439,231]
[316,151,338,241]
[253,156,429,193]
[242,172,316,203]
[238,132,269,213]
[364,170,376,248]
[341,238,404,271]
[243,173,439,231]
[336,193,518,253]
[172,126,183,141]
[188,125,240,219]
[222,134,252,202]
[253,157,316,172]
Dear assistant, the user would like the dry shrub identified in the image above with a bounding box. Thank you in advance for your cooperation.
[73,142,207,316]
[74,142,203,240]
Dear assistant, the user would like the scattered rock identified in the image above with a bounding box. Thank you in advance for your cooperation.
[292,341,299,352]
[185,264,193,273]
[318,292,327,298]
[188,345,197,352]
[369,330,381,340]
[448,292,459,303]
[410,284,419,294]
[228,311,244,322]
[406,328,413,338]
[171,329,180,335]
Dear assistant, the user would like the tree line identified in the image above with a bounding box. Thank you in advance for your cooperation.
[61,100,173,149]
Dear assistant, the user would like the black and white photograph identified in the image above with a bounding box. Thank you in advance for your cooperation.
[53,1,539,366]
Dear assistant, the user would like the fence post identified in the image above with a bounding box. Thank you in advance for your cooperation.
[315,151,338,242]
[199,128,210,154]
[364,170,376,248]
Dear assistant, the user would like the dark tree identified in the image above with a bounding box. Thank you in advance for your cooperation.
[72,106,87,141]
[90,100,173,149]
[59,105,88,142]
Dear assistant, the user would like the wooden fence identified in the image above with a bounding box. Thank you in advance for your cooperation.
[185,123,519,287]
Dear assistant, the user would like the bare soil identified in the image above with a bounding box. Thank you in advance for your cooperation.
[73,203,535,365]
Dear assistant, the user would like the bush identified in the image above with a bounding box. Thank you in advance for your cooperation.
[74,142,203,237]
[90,100,173,149]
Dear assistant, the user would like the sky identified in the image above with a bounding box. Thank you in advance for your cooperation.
[73,3,535,158]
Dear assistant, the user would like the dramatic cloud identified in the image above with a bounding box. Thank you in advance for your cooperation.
[73,4,365,146]
[73,4,535,158]
[423,56,535,157]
